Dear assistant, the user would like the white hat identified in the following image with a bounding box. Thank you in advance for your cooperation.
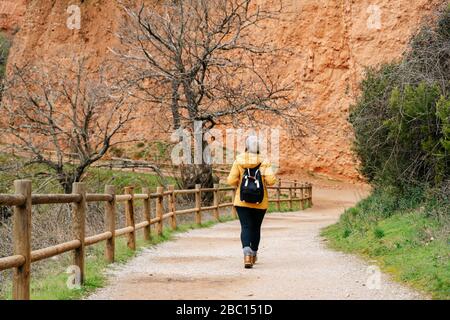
[245,135,259,154]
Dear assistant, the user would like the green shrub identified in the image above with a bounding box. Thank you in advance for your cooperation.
[387,84,449,185]
[342,228,351,238]
[132,151,145,160]
[0,33,10,100]
[437,3,450,38]
[109,146,124,158]
[155,141,170,158]
[349,64,400,184]
[373,227,385,239]
[0,33,10,77]
[350,7,450,189]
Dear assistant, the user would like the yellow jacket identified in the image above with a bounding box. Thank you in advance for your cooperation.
[227,152,277,209]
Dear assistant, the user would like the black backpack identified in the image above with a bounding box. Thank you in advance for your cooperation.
[240,164,264,204]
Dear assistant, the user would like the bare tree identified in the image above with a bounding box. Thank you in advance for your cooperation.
[0,58,136,193]
[113,0,304,189]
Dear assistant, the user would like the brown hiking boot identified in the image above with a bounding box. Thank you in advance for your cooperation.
[251,254,258,264]
[244,255,253,269]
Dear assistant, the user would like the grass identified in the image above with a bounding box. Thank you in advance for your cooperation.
[321,189,450,300]
[267,199,311,213]
[114,140,172,162]
[84,167,176,193]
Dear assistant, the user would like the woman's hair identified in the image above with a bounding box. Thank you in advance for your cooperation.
[245,135,259,154]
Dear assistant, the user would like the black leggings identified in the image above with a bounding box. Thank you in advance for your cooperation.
[235,206,266,252]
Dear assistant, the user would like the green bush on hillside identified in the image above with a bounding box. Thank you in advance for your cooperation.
[350,7,450,189]
[0,33,10,76]
[387,83,449,185]
[0,33,11,99]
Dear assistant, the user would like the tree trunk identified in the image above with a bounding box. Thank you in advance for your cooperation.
[179,163,218,204]
[178,132,221,203]
[179,163,214,189]
[0,206,12,221]
[59,166,86,194]
[61,180,73,194]
[58,173,74,194]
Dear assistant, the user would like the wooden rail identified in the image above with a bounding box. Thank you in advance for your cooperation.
[0,179,312,300]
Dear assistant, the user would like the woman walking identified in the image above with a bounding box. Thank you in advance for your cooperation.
[227,135,277,268]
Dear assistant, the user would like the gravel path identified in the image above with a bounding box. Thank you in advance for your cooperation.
[87,185,425,300]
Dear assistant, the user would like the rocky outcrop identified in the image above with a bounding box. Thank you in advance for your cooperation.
[0,0,26,34]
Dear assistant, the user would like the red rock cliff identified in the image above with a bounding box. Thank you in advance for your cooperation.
[1,0,445,181]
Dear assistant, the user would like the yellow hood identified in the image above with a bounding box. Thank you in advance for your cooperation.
[235,152,264,168]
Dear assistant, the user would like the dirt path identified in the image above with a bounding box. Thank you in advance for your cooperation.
[88,184,425,300]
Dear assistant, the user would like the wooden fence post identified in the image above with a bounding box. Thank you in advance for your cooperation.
[308,183,313,207]
[12,180,32,300]
[288,182,293,210]
[213,183,220,221]
[124,186,136,251]
[195,184,201,225]
[276,180,281,211]
[142,187,152,240]
[231,188,237,219]
[104,185,116,263]
[156,186,164,235]
[72,182,86,285]
[304,183,308,208]
[168,185,177,230]
[300,183,305,210]
[294,180,298,199]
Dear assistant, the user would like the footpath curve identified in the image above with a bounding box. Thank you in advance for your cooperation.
[88,184,424,300]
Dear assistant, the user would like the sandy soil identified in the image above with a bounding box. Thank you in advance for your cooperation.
[87,184,426,300]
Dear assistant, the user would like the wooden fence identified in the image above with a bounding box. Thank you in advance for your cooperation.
[0,179,312,300]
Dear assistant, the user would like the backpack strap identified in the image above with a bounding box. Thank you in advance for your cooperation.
[254,168,260,188]
[244,168,250,187]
